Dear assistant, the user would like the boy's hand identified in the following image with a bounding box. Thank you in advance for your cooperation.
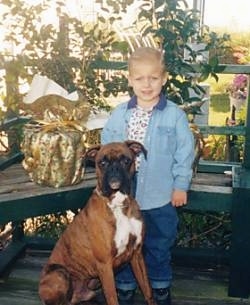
[171,190,187,207]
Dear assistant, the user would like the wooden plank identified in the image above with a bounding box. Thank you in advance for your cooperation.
[0,116,29,131]
[197,161,241,174]
[0,177,96,203]
[0,163,96,200]
[229,186,250,298]
[0,153,23,170]
[0,162,96,224]
[90,62,250,74]
[198,125,245,136]
[186,190,232,212]
[0,171,96,195]
[0,251,248,305]
[243,94,250,168]
[0,241,26,277]
[2,59,250,74]
[0,187,94,224]
[192,172,232,187]
[0,162,234,223]
[191,63,250,74]
[0,278,41,305]
[173,247,229,267]
[191,184,232,194]
[187,171,233,212]
[0,182,39,195]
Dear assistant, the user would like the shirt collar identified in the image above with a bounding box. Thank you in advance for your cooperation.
[127,93,167,111]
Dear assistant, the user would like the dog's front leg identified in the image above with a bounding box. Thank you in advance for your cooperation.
[97,262,119,305]
[130,251,156,305]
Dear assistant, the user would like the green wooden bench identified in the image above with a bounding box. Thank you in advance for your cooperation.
[188,161,250,298]
[1,115,96,274]
[1,154,249,299]
[1,113,250,299]
[0,161,96,276]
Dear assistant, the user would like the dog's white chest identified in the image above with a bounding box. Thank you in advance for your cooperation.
[108,192,142,256]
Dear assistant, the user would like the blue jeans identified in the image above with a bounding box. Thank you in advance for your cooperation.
[115,202,178,290]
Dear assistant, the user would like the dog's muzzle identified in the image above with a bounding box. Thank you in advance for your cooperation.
[102,161,131,195]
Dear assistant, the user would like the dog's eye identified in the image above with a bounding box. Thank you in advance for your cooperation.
[98,159,108,168]
[123,157,132,166]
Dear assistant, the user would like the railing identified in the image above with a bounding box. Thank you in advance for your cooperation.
[91,62,250,167]
[1,61,250,166]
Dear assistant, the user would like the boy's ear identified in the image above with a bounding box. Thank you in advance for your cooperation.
[128,75,133,87]
[162,72,168,86]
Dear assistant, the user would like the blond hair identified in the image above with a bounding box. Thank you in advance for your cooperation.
[128,47,166,74]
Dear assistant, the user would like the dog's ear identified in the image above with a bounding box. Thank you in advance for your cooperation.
[83,144,102,164]
[125,140,147,159]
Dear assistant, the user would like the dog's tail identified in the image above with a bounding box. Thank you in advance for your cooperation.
[39,264,72,305]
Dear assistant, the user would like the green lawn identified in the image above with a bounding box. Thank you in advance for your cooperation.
[209,93,231,126]
[205,75,234,126]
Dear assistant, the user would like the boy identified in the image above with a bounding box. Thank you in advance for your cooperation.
[101,47,195,305]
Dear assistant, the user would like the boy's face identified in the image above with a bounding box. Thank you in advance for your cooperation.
[128,60,167,107]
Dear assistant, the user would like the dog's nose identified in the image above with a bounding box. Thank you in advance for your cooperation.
[107,164,123,191]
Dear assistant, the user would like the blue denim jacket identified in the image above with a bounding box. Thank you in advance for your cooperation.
[101,94,195,210]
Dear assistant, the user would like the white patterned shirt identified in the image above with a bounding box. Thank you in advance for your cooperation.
[127,105,153,170]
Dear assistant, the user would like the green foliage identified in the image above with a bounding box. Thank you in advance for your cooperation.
[177,210,231,249]
[203,135,228,161]
[210,93,230,113]
[24,212,72,239]
[98,0,134,14]
[0,0,130,120]
[228,32,250,64]
[0,0,231,120]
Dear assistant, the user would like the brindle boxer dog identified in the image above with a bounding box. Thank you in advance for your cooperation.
[39,141,156,305]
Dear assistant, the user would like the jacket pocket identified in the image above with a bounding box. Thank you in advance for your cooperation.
[156,126,176,154]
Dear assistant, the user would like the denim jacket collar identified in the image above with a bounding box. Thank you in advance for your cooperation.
[127,93,167,111]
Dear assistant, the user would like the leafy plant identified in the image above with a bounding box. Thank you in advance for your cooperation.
[177,210,231,250]
[24,212,73,239]
[0,0,231,119]
[0,0,130,120]
[202,135,228,161]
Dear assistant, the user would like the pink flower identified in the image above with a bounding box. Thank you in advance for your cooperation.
[227,74,248,100]
[232,74,247,89]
